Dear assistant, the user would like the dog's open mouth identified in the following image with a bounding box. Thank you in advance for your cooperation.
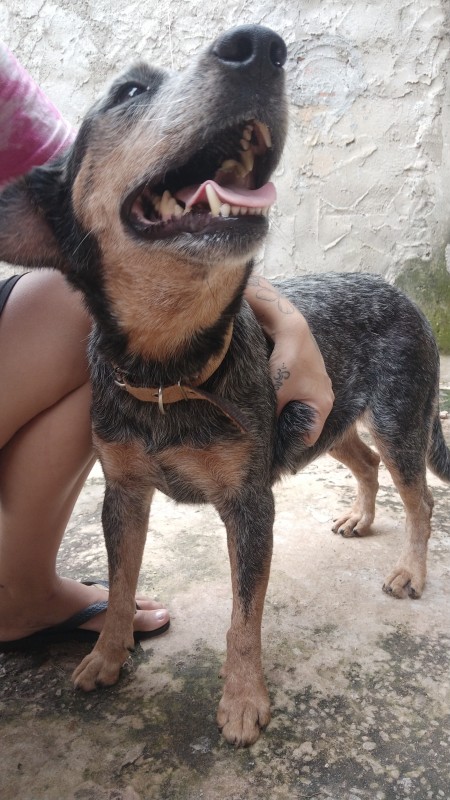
[122,119,276,240]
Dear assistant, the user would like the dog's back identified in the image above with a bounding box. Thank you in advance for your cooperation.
[272,272,442,476]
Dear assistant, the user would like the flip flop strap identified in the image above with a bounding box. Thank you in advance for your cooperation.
[52,600,109,631]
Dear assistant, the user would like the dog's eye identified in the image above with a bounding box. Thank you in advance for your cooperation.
[114,83,148,105]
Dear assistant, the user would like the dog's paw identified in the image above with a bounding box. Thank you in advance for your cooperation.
[382,566,425,599]
[72,647,127,691]
[332,507,373,537]
[217,676,270,747]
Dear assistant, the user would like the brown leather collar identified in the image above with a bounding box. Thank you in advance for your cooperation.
[113,323,249,433]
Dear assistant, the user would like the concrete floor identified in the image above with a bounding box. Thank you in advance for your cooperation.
[1,368,450,800]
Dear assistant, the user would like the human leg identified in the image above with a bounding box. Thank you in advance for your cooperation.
[0,270,169,643]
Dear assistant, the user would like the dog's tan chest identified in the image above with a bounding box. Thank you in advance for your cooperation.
[156,440,252,498]
[95,435,252,501]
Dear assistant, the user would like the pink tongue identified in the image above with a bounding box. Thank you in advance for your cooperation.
[175,180,276,209]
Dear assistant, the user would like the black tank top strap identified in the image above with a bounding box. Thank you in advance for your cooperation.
[0,274,25,315]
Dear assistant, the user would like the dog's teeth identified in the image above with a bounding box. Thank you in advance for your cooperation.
[166,200,179,219]
[231,205,240,215]
[219,203,231,217]
[221,159,248,178]
[242,125,253,141]
[262,207,269,216]
[160,189,174,219]
[158,190,184,220]
[240,138,250,151]
[240,148,254,174]
[254,121,272,148]
[205,183,222,216]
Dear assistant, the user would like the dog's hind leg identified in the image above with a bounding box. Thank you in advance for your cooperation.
[215,485,274,747]
[380,468,433,600]
[369,432,434,599]
[330,425,381,537]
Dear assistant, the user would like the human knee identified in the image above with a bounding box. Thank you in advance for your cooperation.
[9,270,91,376]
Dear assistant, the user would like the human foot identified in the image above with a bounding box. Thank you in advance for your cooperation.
[0,576,170,646]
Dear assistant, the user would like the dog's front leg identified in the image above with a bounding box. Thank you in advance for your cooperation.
[216,486,274,747]
[73,463,154,691]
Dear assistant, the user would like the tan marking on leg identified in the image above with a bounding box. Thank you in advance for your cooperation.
[159,439,270,745]
[380,466,433,599]
[330,426,380,536]
[73,437,155,690]
[217,520,271,747]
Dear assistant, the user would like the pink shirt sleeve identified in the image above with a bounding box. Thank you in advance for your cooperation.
[0,43,75,185]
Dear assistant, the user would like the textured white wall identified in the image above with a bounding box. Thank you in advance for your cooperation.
[2,1,450,281]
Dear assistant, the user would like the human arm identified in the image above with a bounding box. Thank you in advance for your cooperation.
[244,275,334,446]
[0,42,74,185]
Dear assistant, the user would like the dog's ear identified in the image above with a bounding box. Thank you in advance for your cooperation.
[0,164,69,271]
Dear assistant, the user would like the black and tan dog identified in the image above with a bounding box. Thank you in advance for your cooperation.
[1,26,449,746]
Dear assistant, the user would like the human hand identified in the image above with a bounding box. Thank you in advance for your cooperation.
[244,276,334,446]
[269,320,334,445]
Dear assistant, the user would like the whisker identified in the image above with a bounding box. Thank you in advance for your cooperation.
[71,229,95,256]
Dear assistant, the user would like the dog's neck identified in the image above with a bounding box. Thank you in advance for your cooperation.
[88,258,252,378]
[113,320,234,397]
[110,319,250,431]
[93,247,250,363]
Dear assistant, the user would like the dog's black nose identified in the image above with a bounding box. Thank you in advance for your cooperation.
[212,25,287,76]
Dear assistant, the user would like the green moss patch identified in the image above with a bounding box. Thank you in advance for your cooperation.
[395,257,450,353]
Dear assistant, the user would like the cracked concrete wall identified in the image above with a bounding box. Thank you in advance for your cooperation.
[2,1,450,282]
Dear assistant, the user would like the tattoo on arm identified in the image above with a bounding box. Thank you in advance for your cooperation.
[247,276,295,315]
[273,363,291,391]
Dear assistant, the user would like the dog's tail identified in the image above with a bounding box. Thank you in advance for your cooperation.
[427,413,450,482]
